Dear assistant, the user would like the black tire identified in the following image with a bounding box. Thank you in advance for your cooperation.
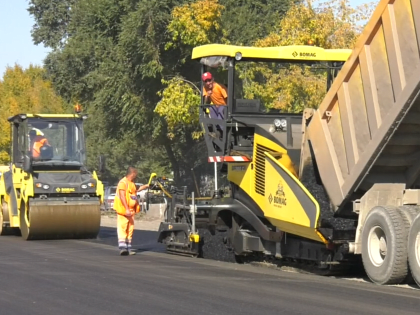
[398,205,419,224]
[396,206,419,284]
[361,206,408,285]
[407,212,420,287]
[1,201,20,236]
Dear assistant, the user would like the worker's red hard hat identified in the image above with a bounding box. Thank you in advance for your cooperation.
[202,72,212,81]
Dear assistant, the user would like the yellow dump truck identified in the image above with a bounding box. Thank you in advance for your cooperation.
[157,0,420,287]
[0,112,105,240]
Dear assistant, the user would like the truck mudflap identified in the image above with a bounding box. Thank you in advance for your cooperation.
[21,198,101,240]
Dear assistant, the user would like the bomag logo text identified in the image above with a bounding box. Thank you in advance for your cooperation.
[292,51,316,58]
[58,188,75,193]
[268,181,287,208]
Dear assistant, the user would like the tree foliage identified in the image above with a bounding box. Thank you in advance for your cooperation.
[27,0,376,188]
[219,0,296,46]
[166,0,225,49]
[239,0,376,112]
[29,0,205,186]
[0,65,67,163]
[159,0,295,128]
[28,0,76,49]
[238,63,328,112]
[256,0,374,48]
[155,77,201,139]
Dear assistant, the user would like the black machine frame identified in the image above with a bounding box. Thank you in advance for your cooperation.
[198,57,345,161]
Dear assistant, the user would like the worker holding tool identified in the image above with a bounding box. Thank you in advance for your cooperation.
[113,166,149,256]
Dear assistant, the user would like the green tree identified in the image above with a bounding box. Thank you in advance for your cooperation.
[28,0,76,49]
[29,0,205,187]
[154,76,201,139]
[220,0,297,46]
[156,0,296,128]
[166,0,225,49]
[240,0,376,112]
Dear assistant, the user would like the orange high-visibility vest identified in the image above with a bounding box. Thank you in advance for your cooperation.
[113,177,140,215]
[32,136,49,158]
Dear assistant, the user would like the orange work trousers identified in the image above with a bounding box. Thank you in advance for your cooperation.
[117,212,135,241]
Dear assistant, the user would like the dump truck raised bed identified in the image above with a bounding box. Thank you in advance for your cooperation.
[157,0,420,286]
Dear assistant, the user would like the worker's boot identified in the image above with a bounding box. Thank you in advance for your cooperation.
[119,240,128,256]
[127,241,136,255]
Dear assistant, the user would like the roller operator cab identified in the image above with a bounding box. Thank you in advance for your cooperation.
[0,113,105,240]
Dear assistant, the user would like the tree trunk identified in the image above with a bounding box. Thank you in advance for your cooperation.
[163,142,180,184]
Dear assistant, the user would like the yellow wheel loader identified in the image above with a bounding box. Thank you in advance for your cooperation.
[0,111,105,240]
[157,0,420,286]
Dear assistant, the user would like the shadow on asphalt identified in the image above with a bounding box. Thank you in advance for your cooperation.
[83,227,420,289]
[84,226,166,253]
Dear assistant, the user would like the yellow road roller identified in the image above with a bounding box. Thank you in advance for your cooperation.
[0,111,105,240]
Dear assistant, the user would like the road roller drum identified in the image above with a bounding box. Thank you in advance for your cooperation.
[20,199,101,240]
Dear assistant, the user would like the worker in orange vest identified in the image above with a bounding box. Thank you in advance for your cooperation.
[113,166,149,256]
[29,128,51,159]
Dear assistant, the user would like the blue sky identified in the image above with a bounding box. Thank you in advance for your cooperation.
[0,1,51,76]
[0,0,375,77]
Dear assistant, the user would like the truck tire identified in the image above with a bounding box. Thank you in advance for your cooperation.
[407,212,420,287]
[361,206,408,285]
[396,206,419,284]
[397,205,419,224]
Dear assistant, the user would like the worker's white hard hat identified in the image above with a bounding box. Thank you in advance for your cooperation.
[29,128,44,136]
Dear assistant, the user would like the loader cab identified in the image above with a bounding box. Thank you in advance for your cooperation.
[193,44,351,169]
[8,113,88,172]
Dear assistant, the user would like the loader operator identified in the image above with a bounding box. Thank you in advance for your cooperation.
[29,128,51,159]
[113,166,149,256]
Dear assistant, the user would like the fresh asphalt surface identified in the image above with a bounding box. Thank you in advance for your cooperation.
[0,224,419,315]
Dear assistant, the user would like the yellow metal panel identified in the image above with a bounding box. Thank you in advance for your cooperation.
[267,219,327,243]
[93,171,104,204]
[253,133,298,176]
[0,164,34,228]
[227,133,301,216]
[263,157,309,224]
[226,132,325,243]
[189,234,200,243]
[227,163,252,192]
[25,114,83,118]
[13,165,35,203]
[11,216,19,227]
[263,153,325,243]
[192,44,352,61]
